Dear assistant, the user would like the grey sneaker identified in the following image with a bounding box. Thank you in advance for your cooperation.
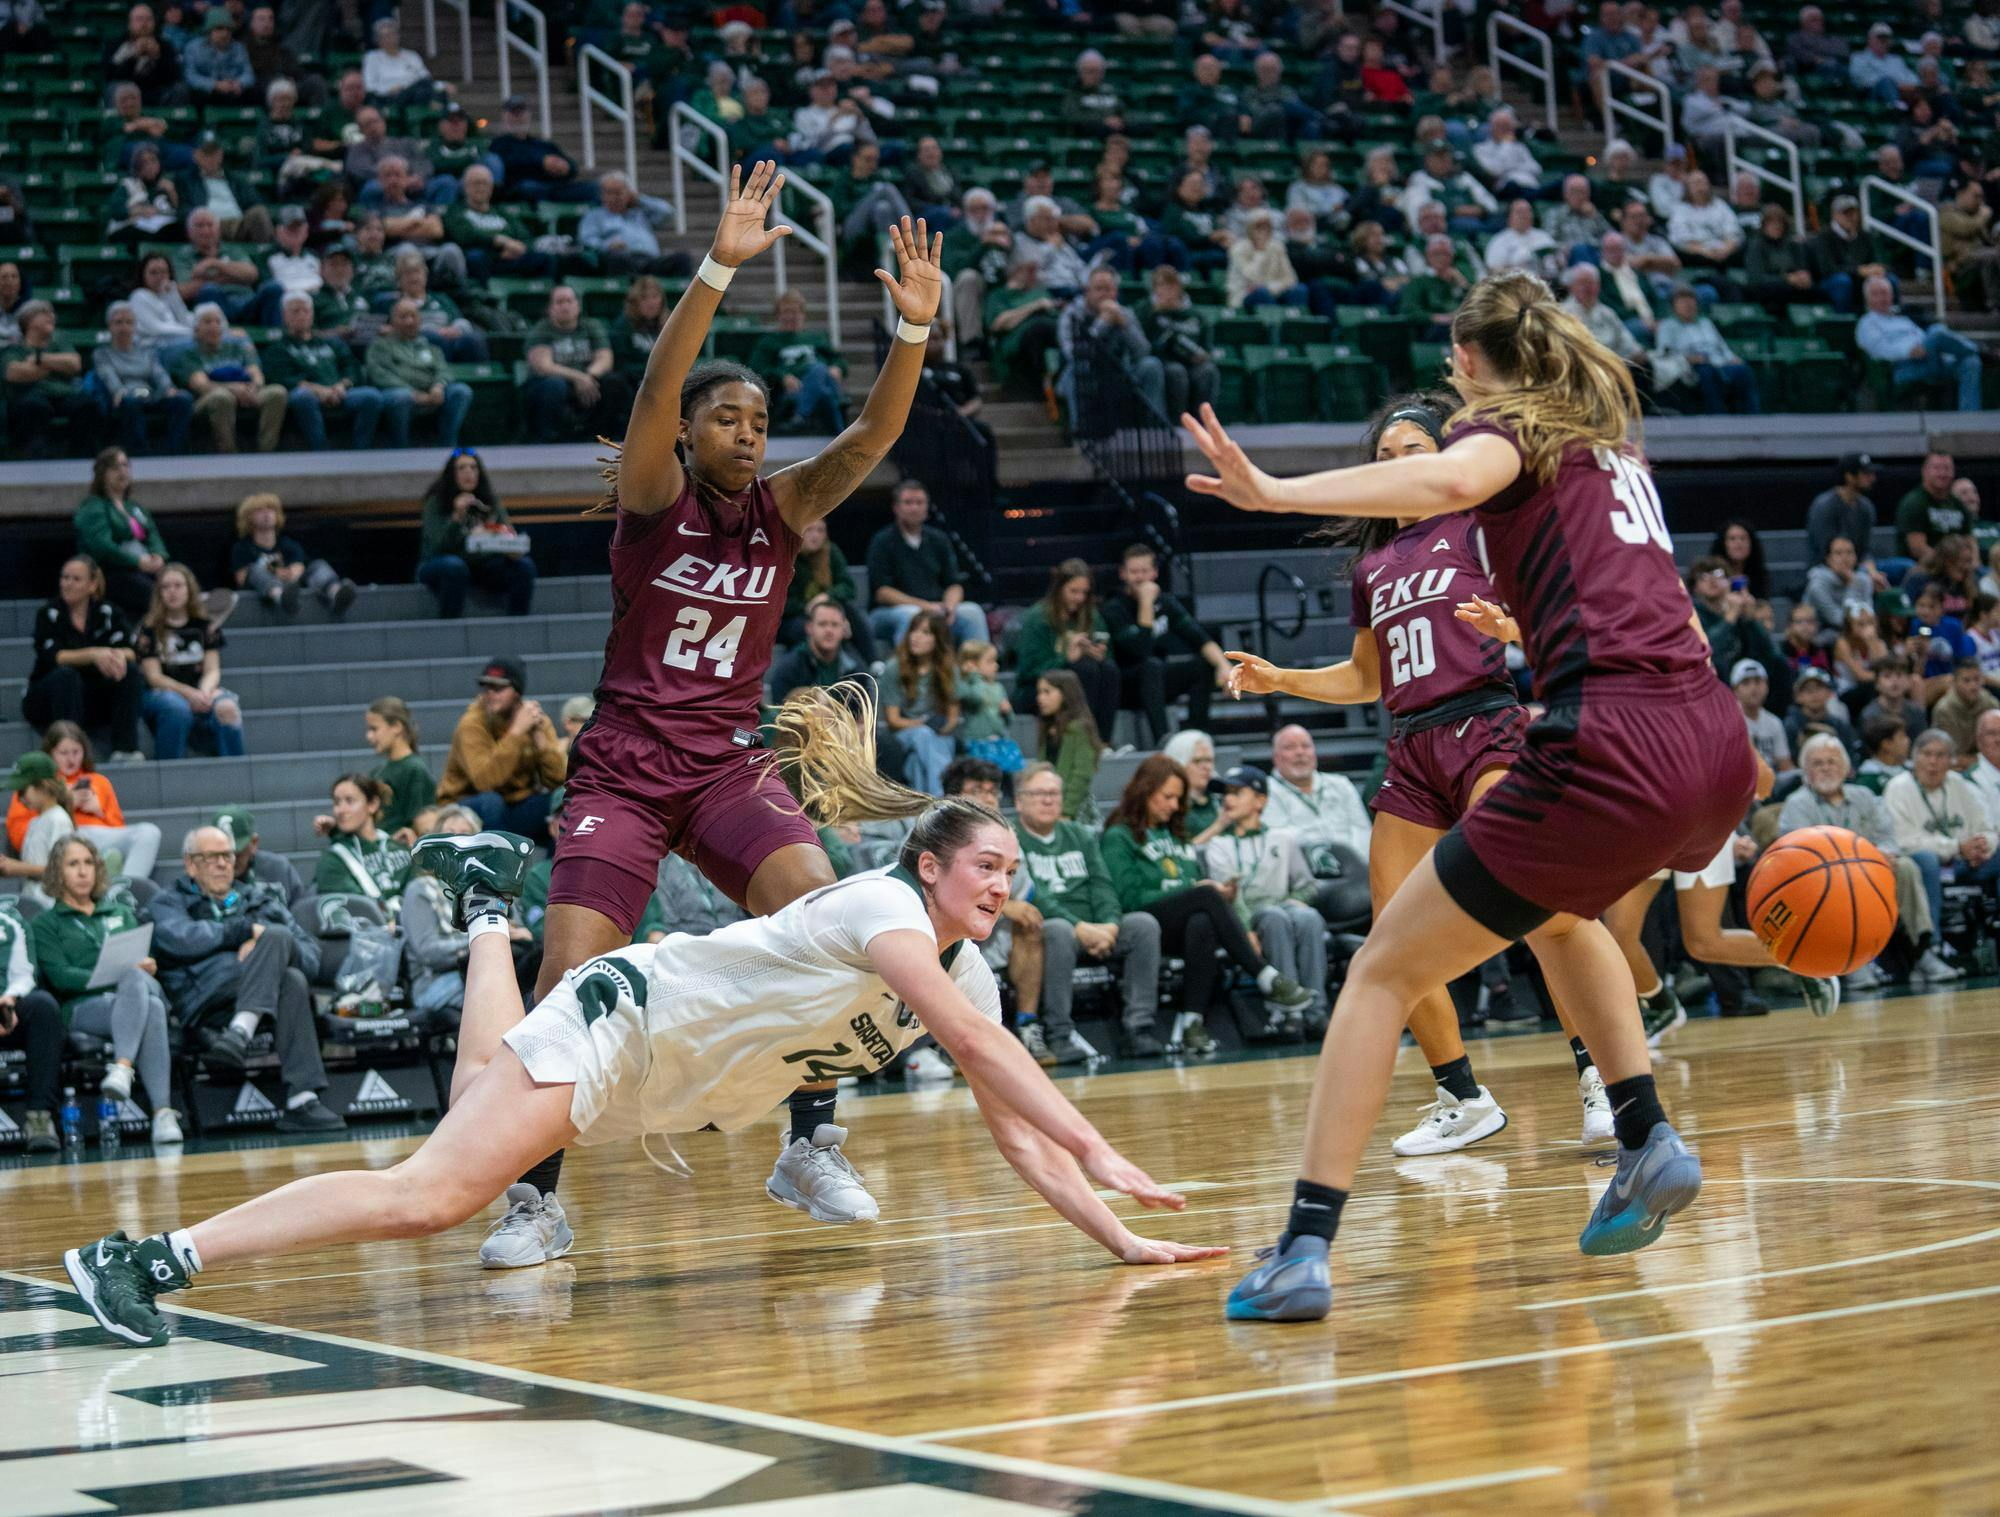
[24,1109,58,1154]
[766,1124,880,1223]
[412,830,537,927]
[1579,1121,1703,1256]
[1914,947,1963,983]
[1018,1022,1056,1065]
[480,1183,575,1268]
[1797,974,1841,1019]
[1048,1028,1098,1065]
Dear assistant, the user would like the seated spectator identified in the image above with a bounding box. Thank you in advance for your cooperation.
[1162,728,1224,840]
[1404,234,1473,336]
[865,479,988,648]
[1967,596,2000,686]
[1034,669,1103,819]
[576,171,688,278]
[1859,710,1911,782]
[93,301,192,457]
[1712,519,1770,599]
[28,833,181,1142]
[955,640,1016,772]
[243,6,314,102]
[787,68,874,164]
[427,101,486,180]
[171,303,288,453]
[1860,654,1927,743]
[385,252,487,362]
[181,11,253,108]
[1930,658,2000,758]
[417,449,533,616]
[1885,730,2000,945]
[4,302,102,459]
[1344,220,1405,306]
[1221,175,1274,242]
[1287,149,1349,227]
[1665,171,1740,277]
[134,563,244,760]
[983,258,1062,398]
[1941,182,2000,315]
[314,241,378,344]
[901,136,959,222]
[1560,263,1651,394]
[1104,543,1228,745]
[523,285,627,442]
[208,805,309,913]
[2,751,76,903]
[781,520,873,658]
[102,3,182,108]
[446,165,556,283]
[1484,197,1559,277]
[104,143,181,242]
[1138,266,1220,420]
[0,261,26,346]
[609,275,665,382]
[771,594,868,701]
[131,252,195,347]
[1785,3,1848,79]
[1177,52,1248,142]
[346,107,454,206]
[175,132,272,243]
[1617,201,1683,293]
[1743,203,1816,315]
[1402,143,1499,234]
[73,448,165,620]
[489,93,599,203]
[1850,20,1918,102]
[23,559,145,760]
[1807,453,1884,573]
[1472,107,1541,196]
[1857,276,1984,414]
[23,722,161,881]
[230,491,357,616]
[881,611,960,795]
[1265,723,1373,921]
[1732,659,1792,770]
[1063,47,1124,133]
[264,292,395,451]
[1398,203,1482,283]
[1013,194,1091,296]
[1804,535,1876,642]
[1203,763,1327,1030]
[150,823,344,1130]
[557,696,592,763]
[1968,708,2000,821]
[365,300,473,447]
[1680,65,1747,157]
[1058,266,1166,419]
[398,807,487,1019]
[1785,665,1858,759]
[1743,57,1822,149]
[1811,194,1892,314]
[749,290,846,435]
[243,206,324,327]
[1543,173,1612,254]
[259,82,337,187]
[316,772,412,905]
[1896,451,1965,563]
[436,655,565,835]
[1655,284,1759,414]
[1226,210,1308,310]
[363,17,448,105]
[1100,754,1315,1055]
[1781,734,1945,989]
[352,696,434,840]
[1014,559,1120,741]
[1829,611,1889,699]
[0,896,63,1151]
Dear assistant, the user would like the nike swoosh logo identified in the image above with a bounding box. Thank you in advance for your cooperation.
[95,1242,112,1266]
[1613,1138,1675,1202]
[678,523,710,537]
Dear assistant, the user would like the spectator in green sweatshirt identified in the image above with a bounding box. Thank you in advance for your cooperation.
[73,445,169,618]
[1033,670,1103,821]
[363,299,472,446]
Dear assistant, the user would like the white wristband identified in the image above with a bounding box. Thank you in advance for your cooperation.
[895,318,931,345]
[696,255,735,292]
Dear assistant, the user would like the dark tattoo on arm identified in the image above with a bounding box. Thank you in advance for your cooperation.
[781,433,883,517]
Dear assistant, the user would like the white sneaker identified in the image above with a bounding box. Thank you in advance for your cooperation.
[100,1063,134,1102]
[766,1123,880,1223]
[1578,1066,1614,1144]
[904,1045,954,1082]
[1915,948,1964,983]
[1844,961,1886,994]
[1391,1085,1509,1156]
[150,1108,183,1145]
[479,1183,575,1268]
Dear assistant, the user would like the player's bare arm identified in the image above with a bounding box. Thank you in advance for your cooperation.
[1182,405,1522,521]
[618,161,791,515]
[1224,633,1382,705]
[771,217,943,532]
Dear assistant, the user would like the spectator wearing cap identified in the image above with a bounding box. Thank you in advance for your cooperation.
[312,241,374,346]
[578,172,691,278]
[175,133,272,244]
[1850,21,1918,102]
[0,894,63,1151]
[212,804,311,912]
[363,17,449,105]
[2,752,77,904]
[1732,659,1793,770]
[242,206,323,327]
[182,10,253,106]
[262,292,397,451]
[92,301,193,457]
[417,448,533,616]
[446,165,558,283]
[365,300,474,448]
[490,94,600,204]
[1811,194,1893,314]
[428,102,487,179]
[1806,453,1887,580]
[436,657,566,838]
[1401,142,1500,236]
[1785,666,1859,761]
[170,302,287,453]
[1204,763,1328,1025]
[149,823,344,1132]
[3,301,103,459]
[1858,276,1984,414]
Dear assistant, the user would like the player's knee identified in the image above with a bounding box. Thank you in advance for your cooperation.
[381,1172,484,1237]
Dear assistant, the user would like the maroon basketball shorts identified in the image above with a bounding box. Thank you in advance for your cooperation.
[1372,703,1530,832]
[1438,669,1758,937]
[549,709,822,933]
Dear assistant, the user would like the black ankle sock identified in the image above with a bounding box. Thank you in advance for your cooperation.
[1569,1036,1593,1076]
[1639,981,1672,1009]
[1605,1073,1667,1150]
[790,1088,837,1144]
[519,1151,564,1197]
[1284,1179,1347,1243]
[1429,1054,1479,1102]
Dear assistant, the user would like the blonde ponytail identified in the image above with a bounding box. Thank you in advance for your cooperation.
[1448,269,1642,482]
[767,683,935,826]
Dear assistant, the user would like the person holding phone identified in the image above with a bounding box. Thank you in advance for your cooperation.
[1012,559,1120,742]
[1687,554,1791,710]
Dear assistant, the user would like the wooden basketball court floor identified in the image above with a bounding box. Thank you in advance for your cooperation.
[5,987,2000,1516]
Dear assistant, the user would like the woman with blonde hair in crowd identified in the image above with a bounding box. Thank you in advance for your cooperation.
[134,563,246,760]
[230,492,358,616]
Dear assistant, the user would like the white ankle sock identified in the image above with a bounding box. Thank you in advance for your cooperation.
[286,1090,317,1111]
[166,1227,203,1276]
[228,1010,262,1039]
[1256,965,1279,993]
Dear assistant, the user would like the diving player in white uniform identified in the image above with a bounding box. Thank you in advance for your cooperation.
[64,687,1225,1348]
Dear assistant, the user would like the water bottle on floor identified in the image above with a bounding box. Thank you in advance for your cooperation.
[59,1087,83,1152]
[98,1093,121,1151]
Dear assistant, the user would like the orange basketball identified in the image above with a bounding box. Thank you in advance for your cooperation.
[1744,825,1899,977]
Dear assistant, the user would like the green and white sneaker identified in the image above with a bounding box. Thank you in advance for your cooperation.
[64,1231,186,1346]
[1798,975,1841,1019]
[411,830,537,928]
[1641,984,1687,1047]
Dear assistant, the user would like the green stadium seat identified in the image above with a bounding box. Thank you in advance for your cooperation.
[451,362,517,446]
[487,276,555,320]
[1408,341,1451,385]
[1304,344,1379,422]
[1241,345,1317,423]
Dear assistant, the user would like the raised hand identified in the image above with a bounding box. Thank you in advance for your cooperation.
[876,215,945,325]
[1223,649,1282,698]
[710,160,791,268]
[1454,594,1519,645]
[1182,403,1280,512]
[1118,1235,1231,1265]
[1084,1145,1186,1211]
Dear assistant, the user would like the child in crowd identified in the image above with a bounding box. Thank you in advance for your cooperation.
[956,640,1021,774]
[230,492,357,616]
[1035,669,1103,821]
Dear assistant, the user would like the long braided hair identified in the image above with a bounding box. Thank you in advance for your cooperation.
[1312,389,1457,586]
[594,360,772,518]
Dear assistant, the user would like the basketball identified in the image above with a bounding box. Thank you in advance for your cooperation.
[1744,826,1899,977]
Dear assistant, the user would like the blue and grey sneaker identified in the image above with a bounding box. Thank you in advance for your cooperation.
[1223,1234,1332,1321]
[1578,1121,1703,1256]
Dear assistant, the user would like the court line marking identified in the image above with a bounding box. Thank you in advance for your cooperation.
[912,1283,2000,1441]
[0,1269,1325,1517]
[1308,1466,1565,1508]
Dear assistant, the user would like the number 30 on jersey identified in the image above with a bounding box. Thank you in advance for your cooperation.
[1596,447,1671,550]
[661,607,748,678]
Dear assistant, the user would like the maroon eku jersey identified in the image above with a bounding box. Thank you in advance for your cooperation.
[594,475,800,749]
[1351,512,1513,718]
[1449,419,1710,702]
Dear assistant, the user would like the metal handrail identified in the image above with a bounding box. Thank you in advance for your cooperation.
[773,174,842,347]
[578,44,637,186]
[666,100,731,235]
[420,0,473,82]
[1255,562,1308,664]
[1724,117,1803,231]
[1860,175,1946,317]
[495,0,550,140]
[1375,0,1446,68]
[1603,59,1672,155]
[1488,13,1557,134]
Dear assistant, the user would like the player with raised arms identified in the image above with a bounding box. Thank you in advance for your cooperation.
[62,686,1227,1348]
[1222,392,1616,1156]
[485,163,947,1268]
[1184,269,1757,1322]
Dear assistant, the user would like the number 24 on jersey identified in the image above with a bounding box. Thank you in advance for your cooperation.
[661,607,748,678]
